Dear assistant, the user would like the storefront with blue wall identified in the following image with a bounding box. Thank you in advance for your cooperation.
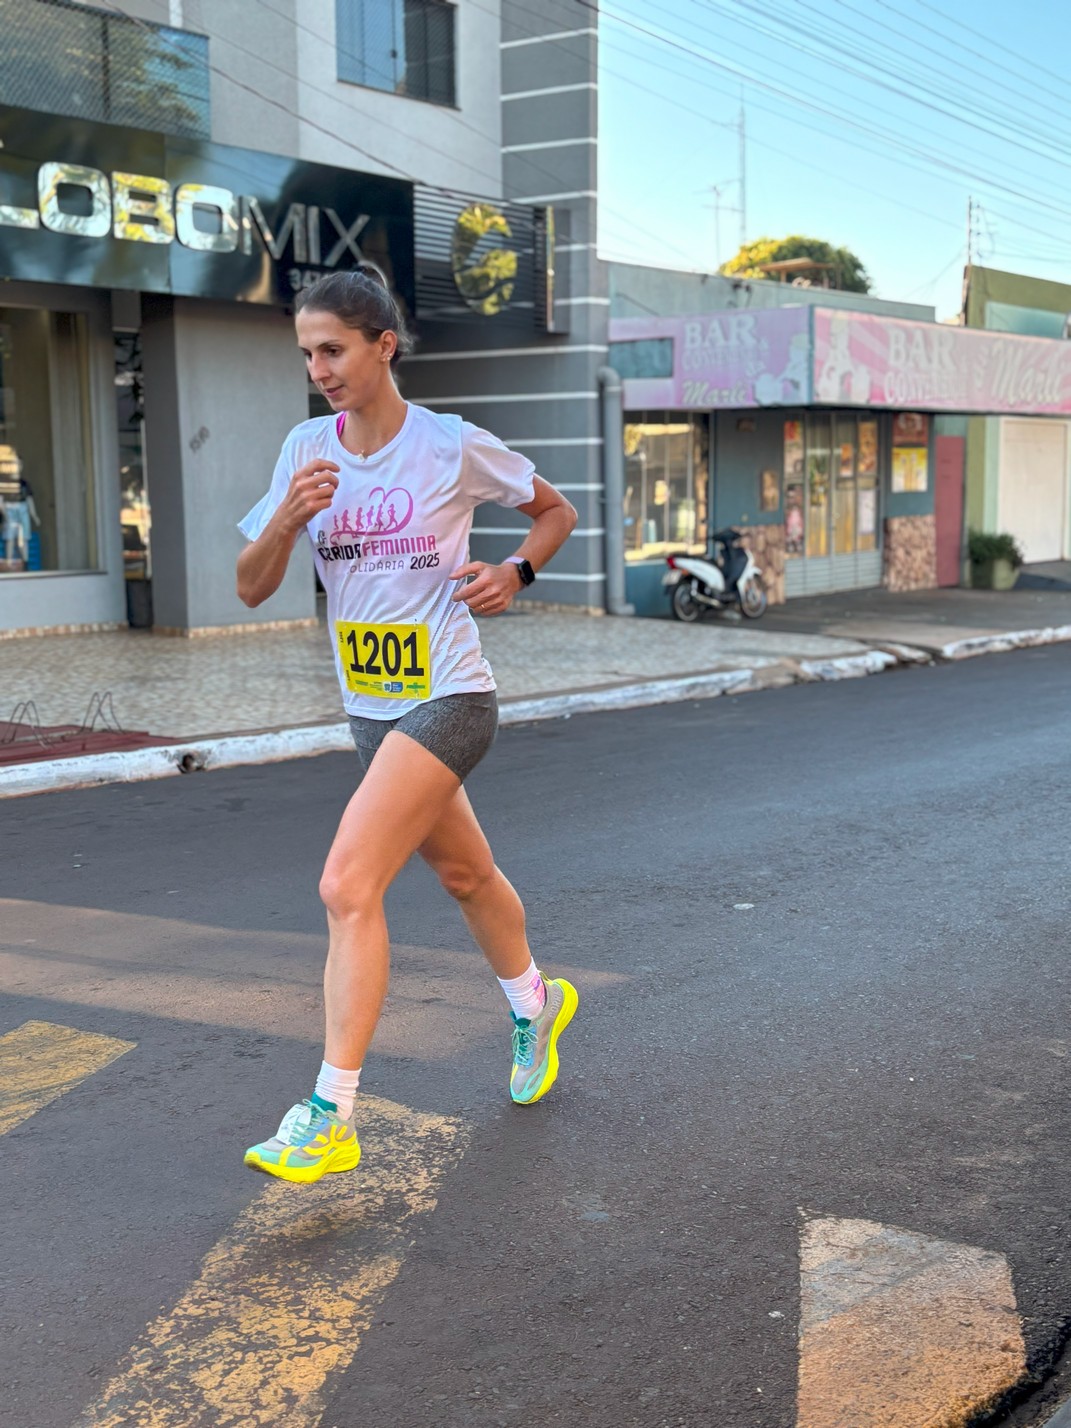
[612,307,1071,615]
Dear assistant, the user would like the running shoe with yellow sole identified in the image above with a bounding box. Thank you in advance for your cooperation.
[510,976,579,1105]
[244,1098,361,1183]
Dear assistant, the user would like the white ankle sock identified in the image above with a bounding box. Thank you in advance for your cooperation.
[314,1060,361,1120]
[497,959,547,1020]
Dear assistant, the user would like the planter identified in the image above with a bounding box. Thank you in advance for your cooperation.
[970,557,1018,591]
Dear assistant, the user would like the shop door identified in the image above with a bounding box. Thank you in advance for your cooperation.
[934,434,964,586]
[785,413,883,597]
[998,418,1068,563]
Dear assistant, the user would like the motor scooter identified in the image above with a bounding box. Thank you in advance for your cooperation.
[662,527,768,621]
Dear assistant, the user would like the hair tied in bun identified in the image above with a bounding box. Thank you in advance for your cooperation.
[296,267,413,366]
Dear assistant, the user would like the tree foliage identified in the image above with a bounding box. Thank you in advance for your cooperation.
[719,236,872,293]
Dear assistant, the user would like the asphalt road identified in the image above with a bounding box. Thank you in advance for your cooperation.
[3,647,1071,1428]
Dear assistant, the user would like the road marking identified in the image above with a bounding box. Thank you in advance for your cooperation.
[798,1215,1026,1428]
[0,1020,135,1136]
[74,1095,468,1428]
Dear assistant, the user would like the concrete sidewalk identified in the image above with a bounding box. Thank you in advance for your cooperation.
[3,584,1071,795]
[0,607,868,745]
[758,584,1071,655]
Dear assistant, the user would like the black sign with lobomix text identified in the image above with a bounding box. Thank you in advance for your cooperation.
[0,105,415,309]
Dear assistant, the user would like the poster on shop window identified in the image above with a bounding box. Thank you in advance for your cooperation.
[891,447,928,493]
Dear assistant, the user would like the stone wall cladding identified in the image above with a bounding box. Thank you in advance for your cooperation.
[739,524,786,605]
[884,514,937,591]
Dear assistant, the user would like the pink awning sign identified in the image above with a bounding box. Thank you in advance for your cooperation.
[813,309,1071,414]
[610,309,812,408]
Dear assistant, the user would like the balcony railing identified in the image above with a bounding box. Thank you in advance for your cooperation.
[0,0,210,140]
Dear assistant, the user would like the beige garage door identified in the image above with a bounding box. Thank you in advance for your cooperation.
[999,418,1068,563]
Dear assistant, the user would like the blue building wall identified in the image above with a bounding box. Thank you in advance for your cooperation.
[624,560,673,616]
[712,412,790,529]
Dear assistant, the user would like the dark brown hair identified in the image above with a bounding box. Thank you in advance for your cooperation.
[295,265,413,367]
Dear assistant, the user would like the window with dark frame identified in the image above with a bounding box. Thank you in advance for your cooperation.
[622,411,710,562]
[336,0,456,107]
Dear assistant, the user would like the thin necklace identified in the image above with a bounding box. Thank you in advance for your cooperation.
[342,405,404,461]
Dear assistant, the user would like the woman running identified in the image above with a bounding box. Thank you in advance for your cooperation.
[236,267,579,1184]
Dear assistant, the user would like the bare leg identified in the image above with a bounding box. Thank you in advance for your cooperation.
[418,787,533,981]
[319,731,462,1068]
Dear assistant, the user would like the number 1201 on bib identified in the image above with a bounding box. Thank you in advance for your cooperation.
[335,621,431,700]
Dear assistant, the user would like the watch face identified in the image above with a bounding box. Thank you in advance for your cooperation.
[519,559,535,585]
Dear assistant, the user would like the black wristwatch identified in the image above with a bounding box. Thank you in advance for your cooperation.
[506,557,536,587]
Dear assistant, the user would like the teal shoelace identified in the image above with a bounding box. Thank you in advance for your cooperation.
[511,1019,536,1068]
[281,1099,328,1144]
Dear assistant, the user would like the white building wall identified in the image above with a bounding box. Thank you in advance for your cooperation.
[294,2,503,195]
[141,298,313,633]
[71,0,503,196]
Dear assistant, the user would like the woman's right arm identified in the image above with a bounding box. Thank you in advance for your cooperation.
[236,458,340,607]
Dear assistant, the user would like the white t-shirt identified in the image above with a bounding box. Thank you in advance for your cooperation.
[238,403,536,719]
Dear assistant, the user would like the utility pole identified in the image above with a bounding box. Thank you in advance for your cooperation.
[705,179,739,270]
[710,184,728,269]
[738,101,747,248]
[967,196,974,268]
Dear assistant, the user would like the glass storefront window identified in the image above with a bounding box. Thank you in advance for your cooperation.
[786,413,883,560]
[0,307,97,575]
[623,412,709,561]
[806,415,831,558]
[115,333,149,581]
[833,416,856,555]
[784,419,804,558]
[857,419,879,552]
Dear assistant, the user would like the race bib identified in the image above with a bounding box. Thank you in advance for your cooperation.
[335,621,431,701]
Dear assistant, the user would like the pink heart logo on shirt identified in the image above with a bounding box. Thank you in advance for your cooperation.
[329,487,416,543]
[355,486,414,536]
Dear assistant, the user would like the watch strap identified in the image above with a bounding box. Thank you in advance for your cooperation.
[505,556,536,586]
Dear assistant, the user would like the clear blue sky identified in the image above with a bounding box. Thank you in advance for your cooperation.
[596,0,1071,319]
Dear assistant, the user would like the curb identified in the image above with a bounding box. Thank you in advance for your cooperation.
[938,623,1071,661]
[0,668,763,799]
[3,624,1068,799]
[0,661,841,798]
[0,724,354,799]
[797,649,900,681]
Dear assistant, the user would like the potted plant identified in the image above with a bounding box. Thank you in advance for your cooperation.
[967,530,1024,590]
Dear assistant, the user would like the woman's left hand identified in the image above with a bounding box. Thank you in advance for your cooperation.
[449,561,523,616]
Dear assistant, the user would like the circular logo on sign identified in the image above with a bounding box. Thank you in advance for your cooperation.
[451,203,518,316]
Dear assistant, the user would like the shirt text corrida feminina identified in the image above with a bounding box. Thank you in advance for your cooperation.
[238,404,536,719]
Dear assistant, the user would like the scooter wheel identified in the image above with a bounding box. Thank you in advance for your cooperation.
[739,575,768,619]
[672,580,703,622]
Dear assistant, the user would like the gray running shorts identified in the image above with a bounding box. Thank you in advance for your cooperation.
[348,690,498,782]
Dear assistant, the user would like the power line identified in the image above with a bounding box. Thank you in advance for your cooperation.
[900,245,967,302]
[700,0,1071,179]
[92,0,454,190]
[588,0,1071,227]
[912,0,1071,111]
[98,0,1068,299]
[600,0,1070,295]
[594,16,978,241]
[246,0,705,268]
[816,0,1071,137]
[633,0,1071,214]
[93,0,705,274]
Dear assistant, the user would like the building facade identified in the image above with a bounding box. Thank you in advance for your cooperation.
[10,6,1066,641]
[0,0,607,636]
[609,295,1071,614]
[962,265,1071,567]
